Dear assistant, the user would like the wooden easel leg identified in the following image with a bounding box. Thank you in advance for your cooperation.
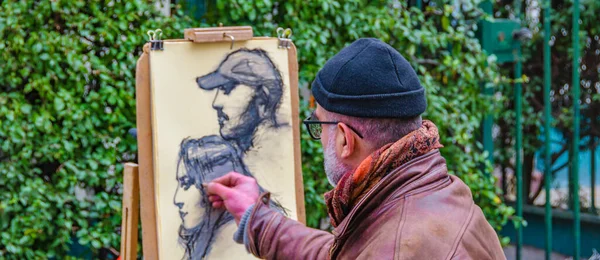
[120,163,140,260]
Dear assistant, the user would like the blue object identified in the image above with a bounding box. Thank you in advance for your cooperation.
[233,204,254,248]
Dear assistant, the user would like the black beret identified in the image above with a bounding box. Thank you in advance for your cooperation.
[311,38,426,118]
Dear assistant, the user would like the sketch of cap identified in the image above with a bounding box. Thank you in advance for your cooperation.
[196,49,279,90]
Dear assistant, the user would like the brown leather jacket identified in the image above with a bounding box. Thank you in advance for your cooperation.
[245,150,506,259]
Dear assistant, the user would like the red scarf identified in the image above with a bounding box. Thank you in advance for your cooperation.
[324,120,443,227]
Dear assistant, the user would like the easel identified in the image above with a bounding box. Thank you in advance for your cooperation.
[120,163,140,260]
[119,26,305,260]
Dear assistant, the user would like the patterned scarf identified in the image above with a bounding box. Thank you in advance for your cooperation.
[324,120,443,227]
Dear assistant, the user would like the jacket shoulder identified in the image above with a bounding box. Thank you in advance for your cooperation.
[450,205,506,260]
[336,198,408,259]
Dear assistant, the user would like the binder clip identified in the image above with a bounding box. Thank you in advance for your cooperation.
[277,28,293,49]
[148,29,164,51]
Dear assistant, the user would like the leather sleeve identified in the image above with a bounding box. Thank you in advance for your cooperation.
[246,193,334,260]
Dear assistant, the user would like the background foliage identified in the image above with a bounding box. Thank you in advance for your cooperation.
[0,1,194,258]
[0,0,514,258]
[493,0,599,210]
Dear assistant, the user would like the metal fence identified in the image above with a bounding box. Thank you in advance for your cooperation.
[512,0,595,259]
[411,0,598,259]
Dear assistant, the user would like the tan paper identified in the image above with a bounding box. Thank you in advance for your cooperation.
[149,39,297,259]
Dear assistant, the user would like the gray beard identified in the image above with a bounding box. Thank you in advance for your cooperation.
[323,132,353,187]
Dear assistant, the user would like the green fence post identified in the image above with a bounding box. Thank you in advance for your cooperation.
[513,0,524,259]
[482,93,494,169]
[592,136,597,214]
[571,0,581,258]
[515,48,524,260]
[481,0,494,170]
[543,0,553,258]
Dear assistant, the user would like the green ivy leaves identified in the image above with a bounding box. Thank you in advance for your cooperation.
[0,1,195,258]
[0,0,519,258]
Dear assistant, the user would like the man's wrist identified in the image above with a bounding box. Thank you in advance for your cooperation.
[233,204,255,244]
[233,198,258,224]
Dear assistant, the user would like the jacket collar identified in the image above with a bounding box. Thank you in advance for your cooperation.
[331,150,449,239]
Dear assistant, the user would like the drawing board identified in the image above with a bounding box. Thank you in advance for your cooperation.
[135,33,304,260]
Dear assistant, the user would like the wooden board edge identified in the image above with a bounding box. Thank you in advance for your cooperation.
[184,26,253,43]
[287,42,306,225]
[136,43,159,260]
[120,163,140,260]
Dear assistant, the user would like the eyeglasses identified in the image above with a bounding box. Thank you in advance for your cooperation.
[302,113,364,140]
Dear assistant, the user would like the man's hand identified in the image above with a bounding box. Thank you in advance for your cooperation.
[205,172,260,224]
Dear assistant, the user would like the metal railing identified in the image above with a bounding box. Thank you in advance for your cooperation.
[512,0,588,259]
[508,0,591,259]
[542,0,553,258]
[410,0,597,259]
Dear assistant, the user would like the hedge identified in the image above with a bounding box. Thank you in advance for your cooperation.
[0,0,513,258]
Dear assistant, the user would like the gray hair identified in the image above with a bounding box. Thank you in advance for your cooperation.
[325,111,422,149]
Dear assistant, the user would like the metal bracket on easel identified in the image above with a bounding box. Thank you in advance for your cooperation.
[147,29,163,51]
[184,26,253,49]
[277,28,293,49]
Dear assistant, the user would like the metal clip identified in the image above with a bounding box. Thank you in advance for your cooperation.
[148,29,164,51]
[223,33,235,50]
[277,27,293,49]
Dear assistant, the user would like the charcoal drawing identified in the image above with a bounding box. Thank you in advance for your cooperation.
[196,48,287,155]
[174,135,286,259]
[174,136,241,259]
[173,48,288,259]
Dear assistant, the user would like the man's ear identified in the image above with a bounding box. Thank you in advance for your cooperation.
[336,123,356,159]
[254,94,267,118]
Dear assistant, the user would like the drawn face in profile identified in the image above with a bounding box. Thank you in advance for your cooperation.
[211,83,262,140]
[173,162,203,229]
[173,136,243,229]
[197,49,285,152]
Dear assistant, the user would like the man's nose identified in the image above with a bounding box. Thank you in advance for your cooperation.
[174,202,184,209]
[212,89,224,109]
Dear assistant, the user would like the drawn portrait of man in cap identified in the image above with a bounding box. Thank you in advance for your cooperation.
[195,48,287,156]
